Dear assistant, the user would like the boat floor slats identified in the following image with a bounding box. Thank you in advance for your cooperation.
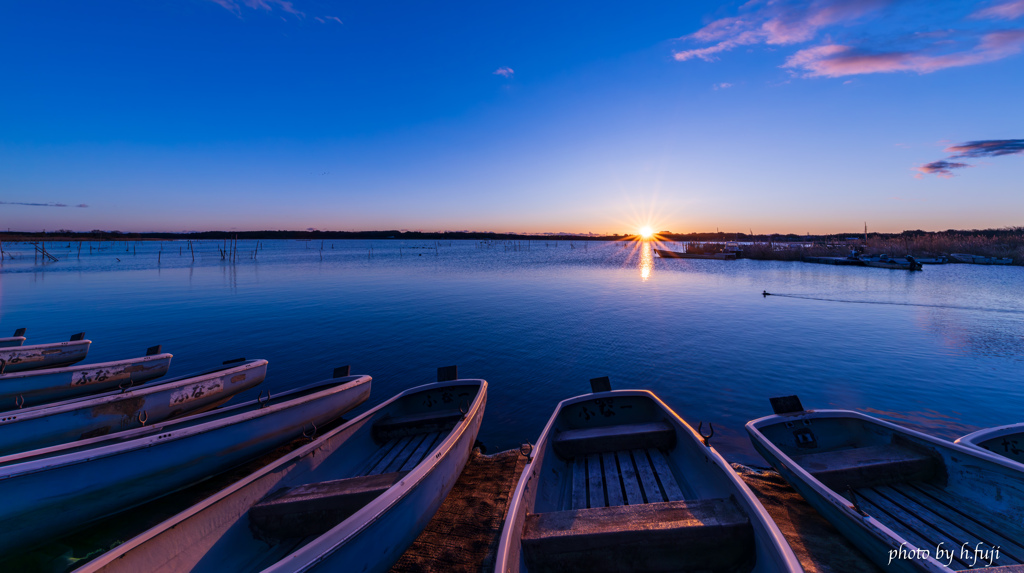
[587,454,604,509]
[360,436,403,475]
[631,449,663,505]
[367,435,415,476]
[568,449,682,510]
[616,451,644,506]
[571,457,587,510]
[602,452,624,507]
[399,431,443,472]
[855,488,976,569]
[875,484,1024,562]
[901,482,1024,560]
[646,448,686,501]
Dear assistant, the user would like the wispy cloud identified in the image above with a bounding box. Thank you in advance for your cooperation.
[675,0,1024,78]
[784,30,1024,77]
[713,82,733,90]
[208,0,304,17]
[917,160,970,178]
[917,139,1023,177]
[947,139,1024,158]
[972,0,1024,20]
[0,201,88,208]
[493,67,514,78]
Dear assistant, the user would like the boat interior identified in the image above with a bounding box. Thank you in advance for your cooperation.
[758,414,1024,571]
[518,393,757,573]
[113,381,482,573]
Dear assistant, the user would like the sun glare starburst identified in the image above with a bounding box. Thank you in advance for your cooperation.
[640,226,654,239]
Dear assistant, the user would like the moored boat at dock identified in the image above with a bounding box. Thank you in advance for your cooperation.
[0,345,171,410]
[0,358,267,455]
[747,396,1024,572]
[77,376,486,573]
[655,248,737,260]
[860,254,923,270]
[0,334,91,373]
[949,253,1013,265]
[496,381,802,573]
[0,371,371,556]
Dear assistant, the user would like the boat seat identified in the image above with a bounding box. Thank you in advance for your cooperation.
[249,471,408,541]
[553,421,676,459]
[792,443,941,491]
[372,409,463,439]
[522,498,754,573]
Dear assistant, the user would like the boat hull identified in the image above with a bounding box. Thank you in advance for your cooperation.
[0,339,91,373]
[78,379,487,573]
[956,424,1024,466]
[0,352,173,410]
[747,409,1024,572]
[655,248,736,260]
[0,359,267,455]
[0,375,371,555]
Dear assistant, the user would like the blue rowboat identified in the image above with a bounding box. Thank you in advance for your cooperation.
[0,359,267,455]
[0,335,91,373]
[0,328,27,349]
[0,372,371,555]
[78,379,486,573]
[956,424,1024,467]
[747,400,1024,572]
[495,388,802,573]
[0,346,172,410]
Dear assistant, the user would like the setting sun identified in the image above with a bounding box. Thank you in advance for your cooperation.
[639,226,654,239]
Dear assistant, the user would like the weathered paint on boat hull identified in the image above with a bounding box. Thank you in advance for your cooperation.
[0,374,371,555]
[0,352,173,410]
[78,380,487,573]
[0,339,91,373]
[0,359,267,455]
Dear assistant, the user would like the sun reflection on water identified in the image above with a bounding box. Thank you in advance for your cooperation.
[639,241,653,281]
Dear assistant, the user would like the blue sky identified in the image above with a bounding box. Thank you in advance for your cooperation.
[1,0,1022,234]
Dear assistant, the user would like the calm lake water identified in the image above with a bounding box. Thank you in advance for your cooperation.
[2,238,1022,464]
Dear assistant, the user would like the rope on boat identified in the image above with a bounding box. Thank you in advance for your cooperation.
[761,291,1024,314]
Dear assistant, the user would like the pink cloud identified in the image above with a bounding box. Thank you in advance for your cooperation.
[784,30,1024,77]
[916,160,970,178]
[493,67,514,78]
[674,0,888,61]
[972,0,1024,20]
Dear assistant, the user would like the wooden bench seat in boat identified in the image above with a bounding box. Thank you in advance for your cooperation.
[250,471,408,540]
[791,443,941,490]
[521,498,754,573]
[552,421,675,459]
[372,409,463,439]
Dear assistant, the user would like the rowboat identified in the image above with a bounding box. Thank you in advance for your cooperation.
[956,424,1024,467]
[655,248,737,260]
[495,384,802,573]
[0,345,171,410]
[950,253,1013,265]
[0,371,371,556]
[747,397,1024,572]
[0,358,267,455]
[860,255,923,271]
[78,378,486,573]
[0,328,26,349]
[0,334,90,373]
[915,257,948,264]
